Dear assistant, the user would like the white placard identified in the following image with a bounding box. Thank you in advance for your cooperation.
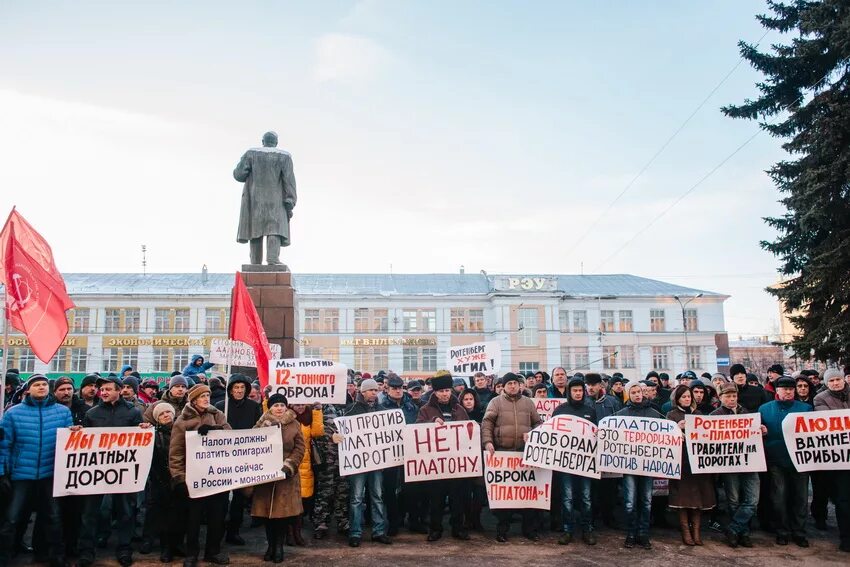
[534,398,567,421]
[209,338,281,367]
[185,426,284,498]
[403,421,482,482]
[685,413,766,473]
[269,358,347,405]
[335,409,406,477]
[522,415,600,479]
[53,427,154,497]
[596,416,683,479]
[783,409,850,472]
[446,341,502,377]
[485,451,552,510]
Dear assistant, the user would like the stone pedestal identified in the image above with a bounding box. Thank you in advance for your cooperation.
[231,266,297,378]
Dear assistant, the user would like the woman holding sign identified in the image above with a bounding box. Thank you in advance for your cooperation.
[289,403,324,545]
[666,385,715,546]
[251,393,306,564]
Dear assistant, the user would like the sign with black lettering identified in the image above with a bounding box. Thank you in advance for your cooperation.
[596,416,683,479]
[522,415,600,479]
[269,359,347,405]
[783,409,850,472]
[185,427,285,498]
[446,341,502,377]
[403,421,482,482]
[335,409,406,477]
[485,451,552,510]
[685,414,766,474]
[53,427,155,496]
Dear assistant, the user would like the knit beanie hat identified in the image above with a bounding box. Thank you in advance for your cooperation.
[359,378,379,393]
[152,402,175,422]
[268,393,288,407]
[169,375,189,389]
[25,374,48,389]
[53,376,75,391]
[122,376,139,394]
[187,384,210,404]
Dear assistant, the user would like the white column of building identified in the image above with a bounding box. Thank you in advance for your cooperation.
[586,306,603,371]
[491,303,511,373]
[339,307,354,370]
[544,303,561,373]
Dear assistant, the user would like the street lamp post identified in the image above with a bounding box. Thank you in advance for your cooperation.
[674,293,703,369]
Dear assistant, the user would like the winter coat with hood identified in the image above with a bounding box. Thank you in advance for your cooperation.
[83,398,143,428]
[214,375,263,430]
[251,408,305,519]
[459,388,485,423]
[0,393,72,480]
[380,391,419,424]
[293,406,324,498]
[794,376,816,408]
[481,391,542,451]
[553,391,597,424]
[210,379,227,408]
[182,354,215,378]
[169,402,231,485]
[813,384,850,411]
[416,392,470,423]
[143,390,188,425]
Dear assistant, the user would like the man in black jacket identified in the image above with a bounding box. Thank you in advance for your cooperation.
[77,377,147,567]
[214,374,262,544]
[53,377,89,426]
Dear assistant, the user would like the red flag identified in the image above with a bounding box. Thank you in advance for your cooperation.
[4,224,75,363]
[0,208,62,288]
[229,272,273,388]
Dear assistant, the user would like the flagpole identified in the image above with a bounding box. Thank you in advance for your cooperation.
[1,303,10,418]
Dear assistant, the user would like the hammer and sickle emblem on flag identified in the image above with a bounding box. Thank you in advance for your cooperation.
[8,272,33,312]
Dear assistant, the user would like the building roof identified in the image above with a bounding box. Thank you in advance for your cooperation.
[53,272,725,299]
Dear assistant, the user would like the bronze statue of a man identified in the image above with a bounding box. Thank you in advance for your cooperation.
[233,131,297,266]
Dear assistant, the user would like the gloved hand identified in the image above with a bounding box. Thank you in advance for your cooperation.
[197,424,222,436]
[282,461,296,478]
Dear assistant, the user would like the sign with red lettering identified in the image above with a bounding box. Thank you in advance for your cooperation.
[783,409,850,472]
[53,427,155,496]
[485,451,552,510]
[596,416,683,479]
[534,398,567,421]
[446,341,501,377]
[522,414,600,479]
[269,358,347,405]
[685,414,766,474]
[403,421,482,483]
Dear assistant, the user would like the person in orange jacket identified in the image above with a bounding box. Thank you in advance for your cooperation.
[288,402,324,545]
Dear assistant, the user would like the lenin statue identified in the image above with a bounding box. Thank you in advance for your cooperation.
[233,131,297,266]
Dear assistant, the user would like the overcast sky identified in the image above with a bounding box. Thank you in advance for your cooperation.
[1,1,790,338]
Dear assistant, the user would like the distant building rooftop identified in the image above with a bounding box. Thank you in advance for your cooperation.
[53,273,726,299]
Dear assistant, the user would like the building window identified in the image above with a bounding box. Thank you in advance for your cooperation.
[373,309,388,333]
[304,309,320,332]
[70,308,90,333]
[353,346,388,372]
[573,311,588,333]
[402,309,435,333]
[323,309,339,332]
[620,346,635,368]
[102,347,139,372]
[154,309,169,333]
[600,310,615,333]
[403,347,418,371]
[687,346,702,368]
[50,347,87,373]
[9,348,35,373]
[468,309,484,332]
[422,348,437,371]
[123,347,139,370]
[154,308,190,333]
[602,346,617,369]
[173,348,189,371]
[152,348,170,372]
[353,308,387,333]
[519,362,539,373]
[354,308,368,332]
[103,348,119,371]
[573,347,589,369]
[105,308,121,333]
[173,308,190,332]
[684,309,698,332]
[421,310,436,333]
[619,310,633,332]
[559,310,570,332]
[651,346,669,370]
[560,346,571,367]
[450,309,465,333]
[402,310,417,332]
[302,347,322,359]
[650,309,666,332]
[518,308,538,346]
[205,308,227,333]
[124,308,140,333]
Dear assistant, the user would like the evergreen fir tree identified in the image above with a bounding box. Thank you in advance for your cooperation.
[723,0,850,364]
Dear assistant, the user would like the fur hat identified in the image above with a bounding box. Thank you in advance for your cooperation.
[187,384,210,404]
[431,373,453,391]
[152,402,175,422]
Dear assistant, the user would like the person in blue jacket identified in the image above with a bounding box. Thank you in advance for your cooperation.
[182,354,215,378]
[0,374,73,567]
[759,375,812,547]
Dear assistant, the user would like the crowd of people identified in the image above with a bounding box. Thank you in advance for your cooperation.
[0,356,848,567]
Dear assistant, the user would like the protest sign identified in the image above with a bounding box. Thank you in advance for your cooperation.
[485,451,552,510]
[685,413,766,474]
[522,415,600,479]
[209,338,281,367]
[446,341,501,376]
[335,409,406,477]
[403,421,482,483]
[54,427,154,497]
[652,479,669,497]
[269,358,347,405]
[783,409,850,472]
[534,398,567,421]
[596,416,682,479]
[185,426,284,498]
